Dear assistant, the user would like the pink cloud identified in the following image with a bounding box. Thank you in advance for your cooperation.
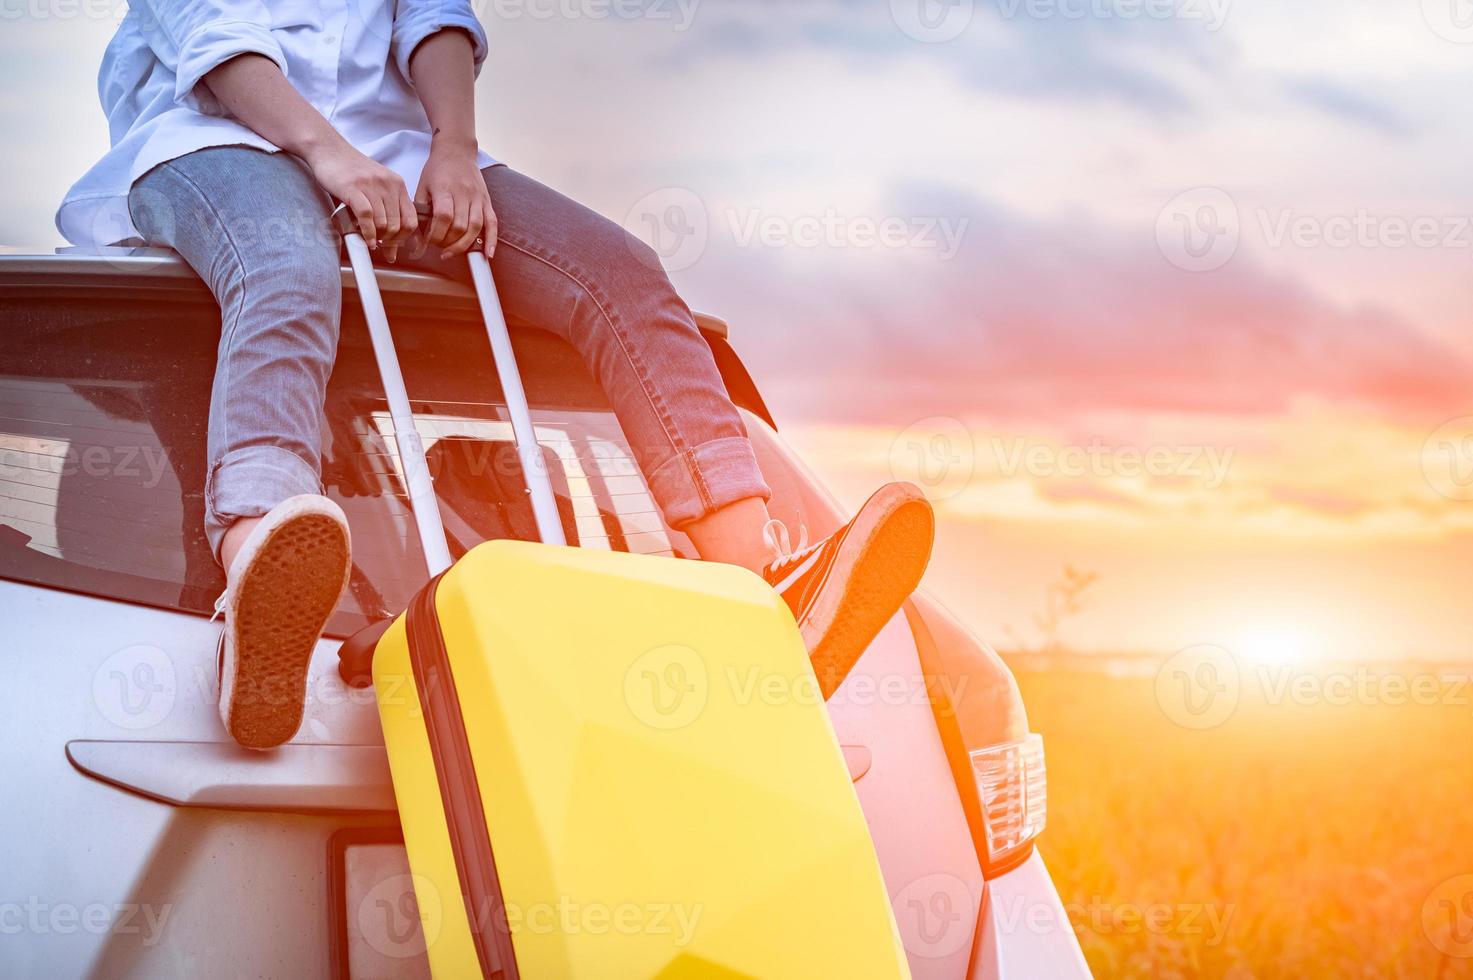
[682,184,1472,429]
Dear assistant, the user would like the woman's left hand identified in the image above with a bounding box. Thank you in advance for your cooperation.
[413,139,497,262]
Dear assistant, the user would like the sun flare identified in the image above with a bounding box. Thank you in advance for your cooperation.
[1233,628,1322,667]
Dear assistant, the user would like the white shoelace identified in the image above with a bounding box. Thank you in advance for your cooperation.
[761,518,812,575]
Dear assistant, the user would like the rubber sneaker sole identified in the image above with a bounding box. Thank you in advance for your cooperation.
[219,496,350,749]
[798,483,935,699]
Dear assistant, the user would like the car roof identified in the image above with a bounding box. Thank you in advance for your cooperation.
[0,246,730,338]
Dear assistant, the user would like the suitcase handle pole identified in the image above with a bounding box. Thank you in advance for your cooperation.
[466,251,568,547]
[333,206,455,577]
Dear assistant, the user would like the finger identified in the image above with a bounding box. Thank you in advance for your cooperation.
[380,189,402,246]
[439,193,471,255]
[399,186,419,240]
[428,195,454,247]
[369,193,389,249]
[412,185,431,240]
[444,197,483,258]
[348,191,377,246]
[481,197,498,257]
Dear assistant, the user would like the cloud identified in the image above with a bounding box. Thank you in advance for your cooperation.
[1281,76,1419,138]
[653,0,1236,118]
[677,180,1472,427]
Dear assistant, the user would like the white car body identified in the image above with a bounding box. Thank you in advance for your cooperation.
[0,248,1090,979]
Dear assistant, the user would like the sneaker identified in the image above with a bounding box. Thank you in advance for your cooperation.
[762,482,934,698]
[215,494,351,749]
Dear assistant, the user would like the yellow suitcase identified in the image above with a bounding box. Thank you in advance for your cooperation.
[333,213,908,978]
[373,541,908,978]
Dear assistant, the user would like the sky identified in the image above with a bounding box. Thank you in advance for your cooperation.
[3,0,1472,661]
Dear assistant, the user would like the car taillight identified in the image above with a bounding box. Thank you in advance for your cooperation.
[969,733,1047,868]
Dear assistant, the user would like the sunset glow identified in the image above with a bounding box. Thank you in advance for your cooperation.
[5,0,1470,663]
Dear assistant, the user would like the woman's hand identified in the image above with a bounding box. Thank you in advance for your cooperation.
[415,137,497,260]
[202,55,417,255]
[304,138,418,256]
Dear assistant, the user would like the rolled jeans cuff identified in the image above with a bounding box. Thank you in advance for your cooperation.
[648,436,772,529]
[204,445,321,561]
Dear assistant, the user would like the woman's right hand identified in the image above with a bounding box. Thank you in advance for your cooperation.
[200,55,416,255]
[305,139,417,255]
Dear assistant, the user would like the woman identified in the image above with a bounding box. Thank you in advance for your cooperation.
[57,0,935,748]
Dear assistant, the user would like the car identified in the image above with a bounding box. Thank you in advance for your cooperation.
[0,245,1091,979]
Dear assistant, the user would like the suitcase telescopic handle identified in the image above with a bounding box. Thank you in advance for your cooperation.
[331,201,567,553]
[332,203,456,577]
[463,243,569,548]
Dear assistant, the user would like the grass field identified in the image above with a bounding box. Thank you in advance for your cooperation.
[1015,666,1473,979]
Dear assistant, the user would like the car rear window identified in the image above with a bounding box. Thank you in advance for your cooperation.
[0,290,695,636]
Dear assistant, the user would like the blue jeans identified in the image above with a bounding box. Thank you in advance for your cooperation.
[128,146,770,559]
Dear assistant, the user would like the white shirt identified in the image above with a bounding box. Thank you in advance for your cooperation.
[56,0,495,246]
